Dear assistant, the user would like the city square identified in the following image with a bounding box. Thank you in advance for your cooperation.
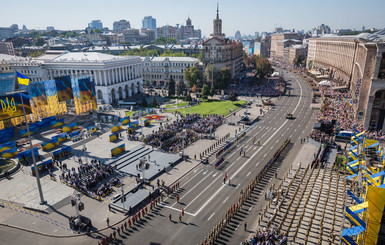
[0,1,385,245]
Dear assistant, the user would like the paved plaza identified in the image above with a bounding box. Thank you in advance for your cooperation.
[0,96,270,243]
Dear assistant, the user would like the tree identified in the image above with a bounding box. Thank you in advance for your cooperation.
[204,64,219,87]
[209,86,215,97]
[185,92,192,101]
[229,91,238,101]
[141,97,148,107]
[151,96,158,107]
[201,84,209,100]
[29,51,43,58]
[176,81,186,97]
[218,67,232,89]
[184,66,202,88]
[168,77,176,97]
[35,37,45,46]
[256,56,272,79]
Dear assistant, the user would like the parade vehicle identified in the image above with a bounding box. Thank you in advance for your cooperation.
[286,113,294,119]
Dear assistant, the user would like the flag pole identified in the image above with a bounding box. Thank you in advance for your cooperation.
[19,89,46,205]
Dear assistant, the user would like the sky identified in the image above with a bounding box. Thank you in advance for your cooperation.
[1,0,384,37]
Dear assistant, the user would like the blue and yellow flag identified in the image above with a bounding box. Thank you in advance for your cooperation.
[55,76,74,102]
[16,71,30,86]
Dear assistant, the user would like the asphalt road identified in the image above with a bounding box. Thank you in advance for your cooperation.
[0,69,317,245]
[125,70,317,245]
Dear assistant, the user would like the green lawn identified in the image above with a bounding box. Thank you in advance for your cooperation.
[164,102,189,109]
[167,100,246,116]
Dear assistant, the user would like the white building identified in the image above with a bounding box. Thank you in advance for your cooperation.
[141,56,199,87]
[8,52,143,105]
[44,52,143,104]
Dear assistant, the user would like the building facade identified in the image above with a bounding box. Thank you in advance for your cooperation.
[142,16,157,38]
[141,56,199,87]
[270,32,301,59]
[113,20,131,33]
[6,52,143,105]
[157,25,179,40]
[202,5,244,77]
[306,30,385,130]
[88,20,103,30]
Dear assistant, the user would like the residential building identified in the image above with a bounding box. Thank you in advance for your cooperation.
[270,32,301,59]
[157,25,179,40]
[311,24,331,37]
[141,56,199,87]
[142,16,157,38]
[260,35,271,58]
[306,30,385,130]
[123,28,140,45]
[285,44,307,65]
[276,39,302,61]
[113,20,131,33]
[0,54,19,95]
[0,42,15,55]
[0,25,18,40]
[140,29,155,43]
[81,33,107,46]
[202,5,244,77]
[88,20,103,31]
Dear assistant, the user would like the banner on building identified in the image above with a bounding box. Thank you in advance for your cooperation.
[50,118,64,128]
[78,77,93,103]
[0,93,31,120]
[62,122,77,132]
[90,81,97,109]
[55,76,74,102]
[29,81,47,106]
[41,137,59,151]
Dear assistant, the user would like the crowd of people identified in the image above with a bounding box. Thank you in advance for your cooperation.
[59,158,120,198]
[228,77,285,97]
[143,113,224,152]
[241,227,287,245]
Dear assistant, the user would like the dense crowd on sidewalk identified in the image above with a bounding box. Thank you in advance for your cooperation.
[59,158,120,198]
[143,113,223,152]
[228,78,284,97]
[241,227,287,245]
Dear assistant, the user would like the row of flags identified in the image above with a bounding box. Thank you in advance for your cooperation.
[0,72,97,121]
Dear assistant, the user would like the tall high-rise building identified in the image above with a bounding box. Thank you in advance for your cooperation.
[142,16,157,38]
[88,20,103,30]
[113,20,131,33]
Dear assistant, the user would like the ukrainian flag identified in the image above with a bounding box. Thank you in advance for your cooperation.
[16,72,30,86]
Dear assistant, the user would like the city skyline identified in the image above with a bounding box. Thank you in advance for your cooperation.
[1,0,385,37]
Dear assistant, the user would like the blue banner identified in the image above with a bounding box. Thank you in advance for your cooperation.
[0,93,31,120]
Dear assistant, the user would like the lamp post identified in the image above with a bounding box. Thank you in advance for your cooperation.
[17,91,46,205]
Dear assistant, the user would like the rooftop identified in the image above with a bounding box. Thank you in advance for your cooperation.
[47,52,140,63]
[141,56,199,62]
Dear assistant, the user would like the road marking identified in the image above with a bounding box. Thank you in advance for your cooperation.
[273,128,276,130]
[193,77,304,216]
[223,197,229,203]
[256,162,259,167]
[294,129,297,132]
[235,224,240,230]
[260,190,264,196]
[281,133,284,137]
[247,171,251,176]
[203,170,208,175]
[185,173,223,209]
[264,153,267,158]
[249,206,253,212]
[160,204,196,216]
[181,168,204,188]
[236,184,240,189]
[276,139,279,143]
[290,134,293,138]
[286,128,289,131]
[194,169,198,173]
[172,170,213,207]
[270,146,274,150]
[213,172,217,177]
[208,212,215,221]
